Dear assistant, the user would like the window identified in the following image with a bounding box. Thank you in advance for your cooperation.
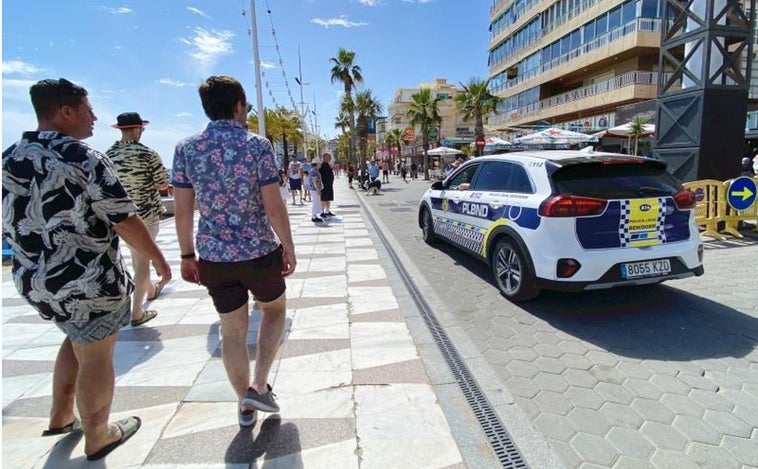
[584,21,596,43]
[472,162,512,192]
[622,1,636,23]
[448,164,479,191]
[596,15,608,36]
[608,6,622,30]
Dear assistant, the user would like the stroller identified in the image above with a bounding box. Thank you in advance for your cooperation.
[362,176,382,195]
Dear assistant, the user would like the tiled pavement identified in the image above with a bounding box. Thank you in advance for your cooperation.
[1,181,470,468]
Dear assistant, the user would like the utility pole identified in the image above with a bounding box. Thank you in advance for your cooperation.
[295,45,309,159]
[313,91,320,155]
[249,0,265,139]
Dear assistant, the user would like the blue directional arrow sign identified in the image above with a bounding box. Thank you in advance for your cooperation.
[726,176,757,211]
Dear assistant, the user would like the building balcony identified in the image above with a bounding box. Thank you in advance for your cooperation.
[490,70,664,129]
[491,18,663,96]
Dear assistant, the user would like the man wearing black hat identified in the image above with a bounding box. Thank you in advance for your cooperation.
[106,112,170,327]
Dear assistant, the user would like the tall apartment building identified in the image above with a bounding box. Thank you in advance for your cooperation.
[487,0,670,134]
[488,0,758,138]
[387,78,475,160]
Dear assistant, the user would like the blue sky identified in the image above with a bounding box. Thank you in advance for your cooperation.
[2,1,491,165]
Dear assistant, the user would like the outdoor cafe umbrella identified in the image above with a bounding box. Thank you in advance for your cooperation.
[426,146,464,156]
[514,127,598,145]
[595,122,655,139]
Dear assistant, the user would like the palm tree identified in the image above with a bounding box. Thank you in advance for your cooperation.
[407,88,442,180]
[385,128,404,171]
[456,77,502,156]
[628,115,650,156]
[354,90,383,163]
[330,48,363,163]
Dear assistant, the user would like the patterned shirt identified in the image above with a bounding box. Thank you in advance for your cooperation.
[106,140,168,219]
[2,131,136,322]
[288,160,301,180]
[308,167,323,191]
[172,120,280,262]
[300,162,313,190]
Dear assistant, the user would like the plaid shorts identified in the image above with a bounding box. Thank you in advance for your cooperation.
[54,299,131,344]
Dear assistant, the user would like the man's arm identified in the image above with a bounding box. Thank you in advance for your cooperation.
[261,182,296,276]
[173,186,200,283]
[113,215,171,284]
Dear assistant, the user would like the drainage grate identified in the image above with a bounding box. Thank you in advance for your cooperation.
[361,205,529,469]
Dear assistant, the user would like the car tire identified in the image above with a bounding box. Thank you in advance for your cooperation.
[491,238,539,302]
[421,207,437,244]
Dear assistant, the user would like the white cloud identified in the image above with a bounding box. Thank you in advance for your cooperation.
[311,16,368,29]
[159,78,191,87]
[3,60,43,75]
[260,60,277,69]
[2,78,38,98]
[100,6,133,14]
[187,6,210,19]
[358,0,384,5]
[403,0,434,3]
[175,112,194,117]
[181,27,235,70]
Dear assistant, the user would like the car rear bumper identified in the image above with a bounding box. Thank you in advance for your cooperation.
[535,262,704,292]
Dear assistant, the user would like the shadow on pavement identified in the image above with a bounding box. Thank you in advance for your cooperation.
[429,238,757,362]
[521,285,758,361]
[224,417,303,467]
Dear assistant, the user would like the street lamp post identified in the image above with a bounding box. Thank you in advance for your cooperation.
[295,45,309,160]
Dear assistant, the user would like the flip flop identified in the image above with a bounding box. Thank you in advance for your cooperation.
[130,309,157,327]
[86,416,142,461]
[146,281,165,301]
[41,418,82,436]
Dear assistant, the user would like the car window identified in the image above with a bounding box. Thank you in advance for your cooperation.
[552,161,681,199]
[447,164,479,190]
[472,161,532,193]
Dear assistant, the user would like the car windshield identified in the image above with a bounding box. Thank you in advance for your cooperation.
[551,161,681,199]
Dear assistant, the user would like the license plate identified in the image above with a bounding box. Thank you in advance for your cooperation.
[621,259,671,279]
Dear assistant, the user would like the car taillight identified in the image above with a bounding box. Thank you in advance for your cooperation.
[540,195,607,217]
[557,258,581,278]
[673,189,696,210]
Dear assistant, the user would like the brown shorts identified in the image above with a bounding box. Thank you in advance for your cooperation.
[199,245,286,313]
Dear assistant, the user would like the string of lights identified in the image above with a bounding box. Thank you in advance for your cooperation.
[239,0,299,114]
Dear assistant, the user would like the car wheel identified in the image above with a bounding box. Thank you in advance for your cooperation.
[491,238,539,302]
[421,207,436,244]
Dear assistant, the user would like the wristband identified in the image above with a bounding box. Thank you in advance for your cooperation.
[180,252,196,259]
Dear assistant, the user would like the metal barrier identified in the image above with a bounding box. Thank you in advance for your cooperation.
[684,177,758,240]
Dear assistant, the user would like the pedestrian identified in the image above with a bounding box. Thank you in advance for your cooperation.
[347,162,355,188]
[278,168,289,202]
[319,152,336,218]
[2,78,171,460]
[411,161,418,179]
[106,112,170,327]
[300,159,313,202]
[309,157,325,223]
[401,161,408,183]
[287,155,303,205]
[382,160,390,183]
[741,157,754,176]
[172,75,296,427]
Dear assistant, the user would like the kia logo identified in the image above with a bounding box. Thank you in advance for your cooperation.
[640,204,652,211]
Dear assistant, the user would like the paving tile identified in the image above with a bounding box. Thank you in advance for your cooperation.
[606,427,655,460]
[687,442,741,469]
[564,386,605,410]
[567,407,612,436]
[638,421,688,451]
[630,398,676,425]
[702,409,754,438]
[569,432,619,467]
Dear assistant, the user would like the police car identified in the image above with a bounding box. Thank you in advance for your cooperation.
[418,149,704,302]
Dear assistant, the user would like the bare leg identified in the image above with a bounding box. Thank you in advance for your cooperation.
[71,332,123,457]
[252,293,286,393]
[49,337,77,429]
[128,245,151,321]
[218,303,251,400]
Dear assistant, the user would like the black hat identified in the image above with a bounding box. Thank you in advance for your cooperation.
[111,112,150,129]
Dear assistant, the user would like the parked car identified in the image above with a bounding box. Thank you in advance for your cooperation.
[418,149,704,302]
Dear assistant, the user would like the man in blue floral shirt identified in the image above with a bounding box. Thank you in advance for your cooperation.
[173,75,296,427]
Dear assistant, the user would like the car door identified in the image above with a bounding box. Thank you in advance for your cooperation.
[434,163,480,246]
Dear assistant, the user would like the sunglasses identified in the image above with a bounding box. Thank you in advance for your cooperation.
[246,103,253,114]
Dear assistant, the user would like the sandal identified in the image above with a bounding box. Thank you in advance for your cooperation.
[86,416,142,461]
[146,281,165,301]
[41,418,82,436]
[130,310,157,327]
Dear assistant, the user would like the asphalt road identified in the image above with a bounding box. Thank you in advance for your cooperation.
[353,175,758,469]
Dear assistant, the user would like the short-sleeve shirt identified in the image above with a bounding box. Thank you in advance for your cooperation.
[1,131,137,322]
[172,120,280,262]
[106,140,168,219]
[308,167,323,191]
[288,160,301,179]
[368,163,380,179]
[300,162,313,189]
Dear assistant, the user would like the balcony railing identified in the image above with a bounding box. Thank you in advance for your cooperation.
[491,18,663,94]
[492,70,665,126]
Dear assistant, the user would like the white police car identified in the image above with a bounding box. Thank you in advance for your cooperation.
[418,149,704,302]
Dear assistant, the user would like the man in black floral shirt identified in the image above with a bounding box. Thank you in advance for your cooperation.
[1,78,171,461]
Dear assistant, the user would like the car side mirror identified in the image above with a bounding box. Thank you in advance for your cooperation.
[431,180,443,190]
